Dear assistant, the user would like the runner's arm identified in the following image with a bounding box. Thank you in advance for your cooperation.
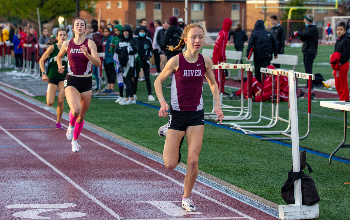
[39,45,53,73]
[57,41,69,73]
[86,40,101,67]
[154,55,179,117]
[203,55,224,124]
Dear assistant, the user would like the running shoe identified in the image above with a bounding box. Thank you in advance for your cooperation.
[115,97,124,103]
[72,140,81,152]
[66,125,74,140]
[130,99,137,104]
[148,95,155,101]
[158,122,169,137]
[182,197,196,212]
[119,99,131,105]
[56,123,63,130]
[139,77,145,82]
[229,92,240,100]
[134,94,137,101]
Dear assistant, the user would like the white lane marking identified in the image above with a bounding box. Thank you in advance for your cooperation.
[6,203,76,209]
[139,201,202,216]
[128,217,248,220]
[56,212,87,218]
[0,127,122,218]
[0,92,255,220]
[12,209,59,219]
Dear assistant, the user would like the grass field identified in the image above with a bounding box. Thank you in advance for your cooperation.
[4,44,350,219]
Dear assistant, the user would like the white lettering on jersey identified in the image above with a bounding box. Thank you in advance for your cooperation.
[183,70,202,77]
[70,48,83,54]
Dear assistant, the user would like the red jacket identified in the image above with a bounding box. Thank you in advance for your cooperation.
[26,34,37,53]
[263,75,289,94]
[330,52,341,70]
[212,18,232,64]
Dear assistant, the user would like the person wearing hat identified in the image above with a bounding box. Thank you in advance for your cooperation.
[291,14,318,98]
[178,18,185,30]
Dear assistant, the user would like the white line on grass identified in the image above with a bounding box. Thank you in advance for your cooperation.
[0,93,256,220]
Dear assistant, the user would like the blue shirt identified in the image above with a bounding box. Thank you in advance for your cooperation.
[13,35,23,54]
[103,35,114,64]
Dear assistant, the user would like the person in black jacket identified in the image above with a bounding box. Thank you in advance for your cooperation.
[228,23,248,64]
[115,24,138,105]
[346,19,350,35]
[246,20,277,83]
[270,15,285,68]
[164,16,183,60]
[292,14,319,98]
[134,25,155,101]
[333,22,350,101]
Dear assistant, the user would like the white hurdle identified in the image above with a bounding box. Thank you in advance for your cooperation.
[206,63,254,120]
[278,70,319,220]
[4,42,14,68]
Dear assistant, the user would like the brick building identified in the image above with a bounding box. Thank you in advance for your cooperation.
[80,0,247,32]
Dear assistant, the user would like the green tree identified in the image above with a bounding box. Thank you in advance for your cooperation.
[0,0,96,25]
[281,0,308,20]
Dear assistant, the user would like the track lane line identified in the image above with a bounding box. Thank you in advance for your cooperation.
[0,93,257,219]
[0,124,123,220]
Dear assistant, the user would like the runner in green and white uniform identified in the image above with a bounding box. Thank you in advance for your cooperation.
[39,28,68,130]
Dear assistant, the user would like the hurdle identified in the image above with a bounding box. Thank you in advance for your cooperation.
[278,69,319,220]
[261,71,314,140]
[206,63,254,121]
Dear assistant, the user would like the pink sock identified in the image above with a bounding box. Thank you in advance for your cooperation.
[73,120,84,140]
[69,111,78,127]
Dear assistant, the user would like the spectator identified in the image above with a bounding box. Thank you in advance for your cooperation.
[346,19,350,35]
[85,24,93,39]
[228,23,248,64]
[164,16,183,60]
[92,23,104,92]
[107,23,115,37]
[156,20,169,74]
[148,21,155,39]
[0,26,3,42]
[177,18,185,30]
[213,18,232,96]
[115,24,138,105]
[91,19,98,26]
[51,27,58,38]
[135,18,152,38]
[100,20,106,32]
[26,27,37,69]
[134,25,155,101]
[39,28,50,57]
[2,25,9,42]
[153,20,163,75]
[66,25,73,40]
[112,20,119,26]
[9,24,15,59]
[325,23,333,45]
[13,29,23,70]
[270,15,285,68]
[246,20,277,83]
[291,14,318,98]
[111,24,124,103]
[331,21,350,102]
[101,27,116,94]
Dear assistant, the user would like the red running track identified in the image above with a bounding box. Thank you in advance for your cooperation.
[0,88,279,220]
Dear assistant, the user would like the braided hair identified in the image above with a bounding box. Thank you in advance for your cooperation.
[169,23,204,52]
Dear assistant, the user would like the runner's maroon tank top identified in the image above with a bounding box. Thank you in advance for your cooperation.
[67,38,92,75]
[171,53,206,111]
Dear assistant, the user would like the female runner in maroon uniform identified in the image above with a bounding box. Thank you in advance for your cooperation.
[154,23,224,212]
[57,18,101,152]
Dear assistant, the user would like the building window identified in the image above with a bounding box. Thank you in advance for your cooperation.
[107,19,111,24]
[117,1,122,8]
[232,20,239,27]
[232,4,239,11]
[173,8,179,17]
[136,2,145,10]
[316,9,325,13]
[154,2,161,10]
[316,21,324,28]
[191,3,204,11]
[106,1,111,9]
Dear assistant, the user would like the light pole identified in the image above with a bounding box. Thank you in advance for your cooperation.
[185,0,188,25]
[76,0,80,17]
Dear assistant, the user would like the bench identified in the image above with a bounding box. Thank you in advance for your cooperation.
[247,54,299,71]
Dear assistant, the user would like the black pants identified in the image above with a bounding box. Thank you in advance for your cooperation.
[154,49,161,73]
[30,52,35,69]
[124,67,135,98]
[303,54,316,88]
[104,61,116,84]
[15,53,23,68]
[132,68,138,96]
[141,60,152,95]
[254,55,271,83]
[235,47,243,64]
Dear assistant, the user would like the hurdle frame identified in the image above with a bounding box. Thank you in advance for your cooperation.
[206,63,254,121]
[278,70,319,219]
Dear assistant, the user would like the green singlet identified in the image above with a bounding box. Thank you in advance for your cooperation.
[47,44,68,80]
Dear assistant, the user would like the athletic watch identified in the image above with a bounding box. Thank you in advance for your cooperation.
[42,72,46,75]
